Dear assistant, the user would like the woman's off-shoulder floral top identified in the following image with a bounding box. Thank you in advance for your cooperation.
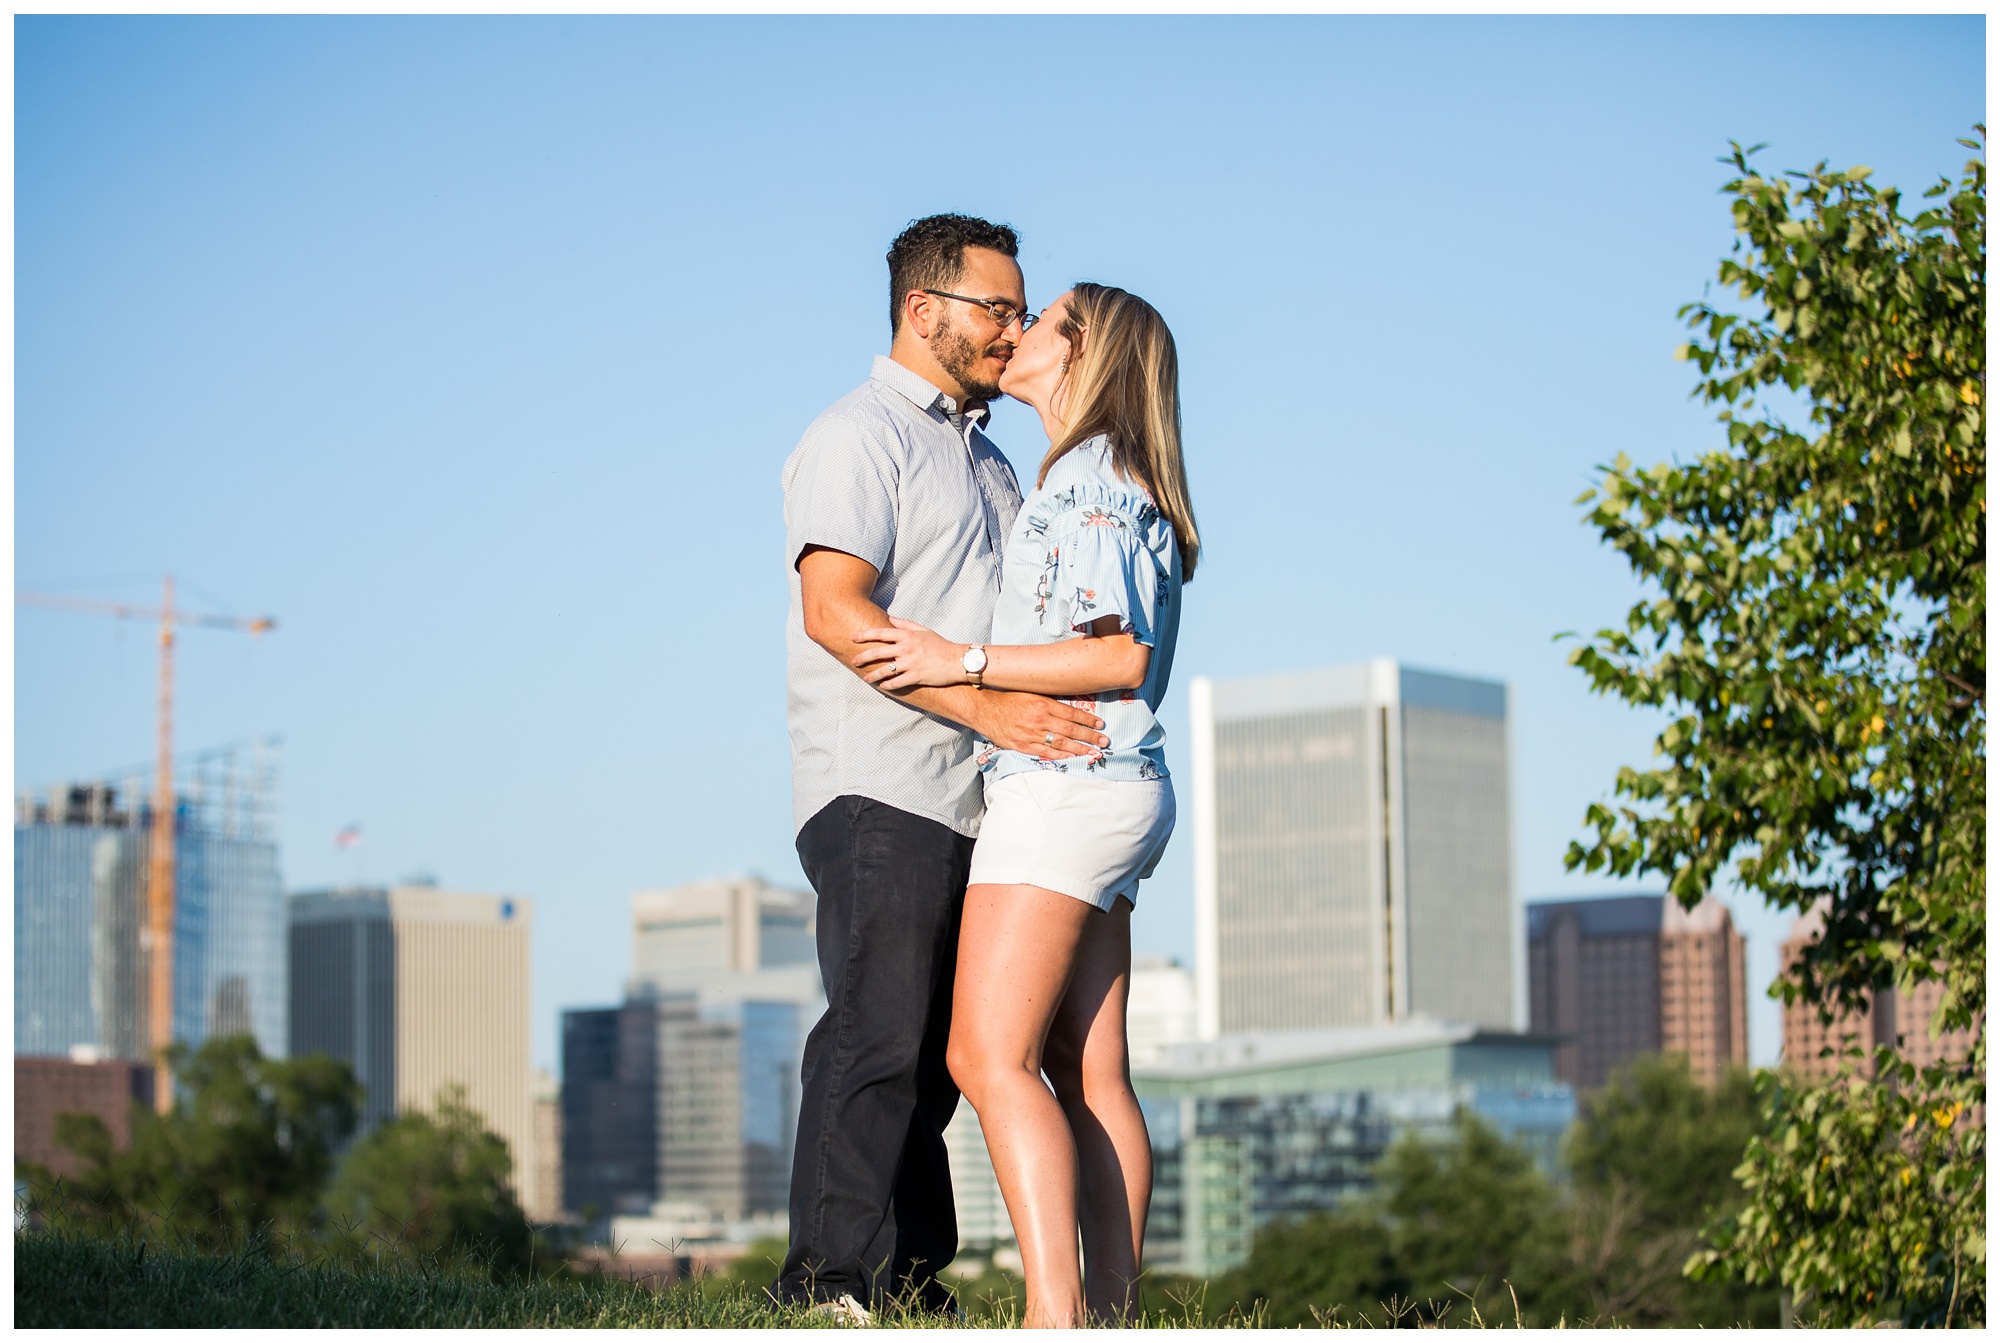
[976,434,1183,785]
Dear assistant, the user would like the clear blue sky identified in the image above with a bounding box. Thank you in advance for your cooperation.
[15,15,1983,1072]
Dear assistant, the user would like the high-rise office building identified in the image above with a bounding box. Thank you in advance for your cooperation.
[1190,660,1520,1039]
[560,991,804,1224]
[562,999,660,1219]
[1780,968,1888,1081]
[630,876,819,1000]
[630,877,818,1220]
[289,885,535,1197]
[654,994,802,1221]
[560,877,822,1225]
[1527,893,1748,1088]
[15,752,285,1065]
[1779,905,1979,1081]
[1527,895,1659,1087]
[1887,977,1983,1073]
[1658,897,1750,1085]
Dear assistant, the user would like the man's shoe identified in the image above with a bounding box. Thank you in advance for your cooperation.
[808,1294,874,1327]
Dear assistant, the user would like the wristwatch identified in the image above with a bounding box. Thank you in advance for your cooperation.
[961,645,988,687]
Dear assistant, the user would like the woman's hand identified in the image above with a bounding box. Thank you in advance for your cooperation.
[851,616,968,691]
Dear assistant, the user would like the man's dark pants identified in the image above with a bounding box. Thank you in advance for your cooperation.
[776,795,973,1311]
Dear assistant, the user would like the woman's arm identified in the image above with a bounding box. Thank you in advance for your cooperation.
[800,547,1109,757]
[852,615,1149,697]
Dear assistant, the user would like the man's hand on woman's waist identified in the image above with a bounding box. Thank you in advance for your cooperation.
[799,545,1105,759]
[967,689,1108,760]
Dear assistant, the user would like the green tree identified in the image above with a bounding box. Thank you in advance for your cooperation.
[1559,1055,1778,1325]
[1719,1057,1981,1327]
[1567,132,1984,1326]
[1214,1112,1564,1326]
[1210,1206,1407,1326]
[19,1034,359,1250]
[323,1086,533,1277]
[1379,1110,1566,1324]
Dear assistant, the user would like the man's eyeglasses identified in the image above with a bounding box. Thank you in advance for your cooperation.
[922,290,1039,331]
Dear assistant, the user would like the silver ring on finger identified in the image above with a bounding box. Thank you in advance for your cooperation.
[1044,732,1055,746]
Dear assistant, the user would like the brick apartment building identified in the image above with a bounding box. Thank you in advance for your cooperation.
[15,1054,154,1179]
[1780,904,1980,1081]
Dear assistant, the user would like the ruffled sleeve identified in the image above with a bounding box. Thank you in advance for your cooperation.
[1035,501,1169,646]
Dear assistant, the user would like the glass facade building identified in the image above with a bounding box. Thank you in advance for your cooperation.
[562,1001,661,1219]
[15,754,284,1064]
[1133,1021,1574,1277]
[658,996,801,1220]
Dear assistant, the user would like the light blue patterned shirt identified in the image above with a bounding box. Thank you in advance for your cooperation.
[977,435,1183,784]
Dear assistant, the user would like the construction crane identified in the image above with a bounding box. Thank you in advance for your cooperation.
[16,576,276,1112]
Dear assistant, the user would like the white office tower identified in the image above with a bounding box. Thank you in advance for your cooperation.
[1190,660,1521,1039]
[630,876,822,1010]
[290,886,535,1193]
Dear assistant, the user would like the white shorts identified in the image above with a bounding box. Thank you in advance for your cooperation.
[968,771,1176,912]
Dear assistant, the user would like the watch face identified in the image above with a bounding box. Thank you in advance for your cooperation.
[963,646,988,673]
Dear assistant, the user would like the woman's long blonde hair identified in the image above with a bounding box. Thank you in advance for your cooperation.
[1040,282,1201,579]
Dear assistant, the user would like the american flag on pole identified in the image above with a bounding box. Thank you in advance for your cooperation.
[333,824,363,850]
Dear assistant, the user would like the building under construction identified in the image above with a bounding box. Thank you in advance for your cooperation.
[14,741,285,1064]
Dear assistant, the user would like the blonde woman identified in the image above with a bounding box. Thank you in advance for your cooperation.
[851,282,1197,1327]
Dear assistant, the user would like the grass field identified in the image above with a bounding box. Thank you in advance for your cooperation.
[12,1231,1272,1329]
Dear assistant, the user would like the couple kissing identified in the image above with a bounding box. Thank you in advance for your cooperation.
[779,213,1199,1328]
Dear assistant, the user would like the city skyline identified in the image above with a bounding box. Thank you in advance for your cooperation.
[13,16,1982,1070]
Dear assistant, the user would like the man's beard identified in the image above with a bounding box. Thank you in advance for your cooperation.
[931,313,1006,403]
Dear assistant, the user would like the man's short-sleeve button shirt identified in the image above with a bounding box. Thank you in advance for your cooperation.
[782,356,1024,837]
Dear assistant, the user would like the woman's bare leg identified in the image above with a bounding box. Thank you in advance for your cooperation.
[947,882,1094,1329]
[1043,897,1151,1322]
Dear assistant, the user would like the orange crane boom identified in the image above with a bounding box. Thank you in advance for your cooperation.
[17,578,277,1112]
